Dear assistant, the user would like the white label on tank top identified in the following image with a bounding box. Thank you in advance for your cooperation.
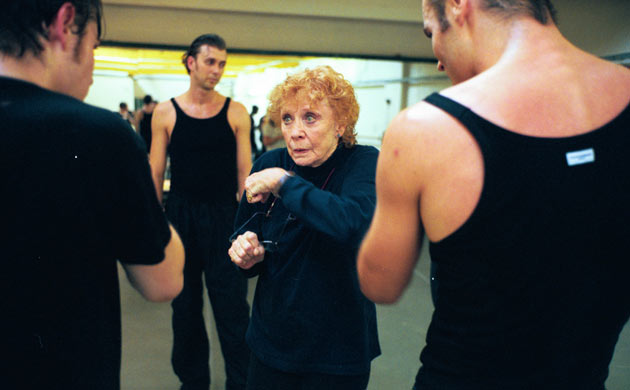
[566,148,595,166]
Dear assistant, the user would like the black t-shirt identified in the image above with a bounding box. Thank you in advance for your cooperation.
[0,77,171,389]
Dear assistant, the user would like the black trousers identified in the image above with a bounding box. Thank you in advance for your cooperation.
[246,353,370,390]
[167,194,251,390]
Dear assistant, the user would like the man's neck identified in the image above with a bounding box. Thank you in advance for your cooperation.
[493,18,569,70]
[187,83,222,106]
[0,54,51,88]
[467,14,566,77]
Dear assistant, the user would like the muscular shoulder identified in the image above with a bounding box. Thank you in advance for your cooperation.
[153,99,175,119]
[226,99,251,133]
[384,101,462,159]
[152,99,176,129]
[227,99,249,120]
[382,99,476,190]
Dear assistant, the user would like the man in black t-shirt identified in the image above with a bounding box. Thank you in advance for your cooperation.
[0,2,185,389]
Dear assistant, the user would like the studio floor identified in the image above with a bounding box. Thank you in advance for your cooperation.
[119,240,630,390]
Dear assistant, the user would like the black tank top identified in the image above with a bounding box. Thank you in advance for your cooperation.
[139,112,152,153]
[167,97,237,203]
[418,93,630,389]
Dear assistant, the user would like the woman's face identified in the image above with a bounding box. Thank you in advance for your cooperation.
[281,95,344,167]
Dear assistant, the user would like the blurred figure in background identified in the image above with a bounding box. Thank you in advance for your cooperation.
[117,101,135,128]
[260,114,286,151]
[135,94,157,153]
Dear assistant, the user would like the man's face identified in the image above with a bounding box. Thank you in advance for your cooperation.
[68,21,99,100]
[422,0,473,85]
[189,45,227,91]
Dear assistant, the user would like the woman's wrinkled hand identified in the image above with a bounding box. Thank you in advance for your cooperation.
[244,168,288,203]
[228,231,265,269]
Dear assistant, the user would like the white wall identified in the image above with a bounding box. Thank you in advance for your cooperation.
[255,57,408,148]
[406,62,451,109]
[85,71,134,112]
[133,75,190,106]
[232,67,293,125]
[83,57,450,149]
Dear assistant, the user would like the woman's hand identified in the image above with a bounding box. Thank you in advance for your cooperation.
[244,167,290,203]
[228,231,265,269]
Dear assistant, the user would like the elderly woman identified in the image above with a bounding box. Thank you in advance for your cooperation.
[228,66,380,390]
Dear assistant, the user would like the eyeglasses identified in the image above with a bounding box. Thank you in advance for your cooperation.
[230,166,335,253]
[229,198,294,253]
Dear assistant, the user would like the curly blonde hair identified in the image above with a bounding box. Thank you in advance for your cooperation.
[267,66,359,148]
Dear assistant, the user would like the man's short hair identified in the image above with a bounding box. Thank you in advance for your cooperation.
[0,0,103,58]
[142,95,153,105]
[428,0,557,32]
[182,34,227,74]
[119,102,128,110]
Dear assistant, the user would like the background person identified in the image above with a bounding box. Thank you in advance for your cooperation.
[260,114,286,151]
[228,66,380,390]
[250,104,264,159]
[135,94,157,153]
[150,33,252,390]
[0,1,185,389]
[357,0,630,389]
[117,101,135,128]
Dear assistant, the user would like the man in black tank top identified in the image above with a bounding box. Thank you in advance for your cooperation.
[358,1,630,389]
[150,34,252,390]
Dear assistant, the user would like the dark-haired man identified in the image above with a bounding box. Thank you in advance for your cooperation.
[0,1,185,389]
[358,0,630,388]
[135,94,157,152]
[118,101,135,127]
[151,33,251,390]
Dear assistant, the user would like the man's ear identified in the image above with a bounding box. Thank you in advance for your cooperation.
[450,0,471,26]
[186,55,196,73]
[47,3,76,50]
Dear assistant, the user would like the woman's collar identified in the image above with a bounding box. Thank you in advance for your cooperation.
[294,145,346,177]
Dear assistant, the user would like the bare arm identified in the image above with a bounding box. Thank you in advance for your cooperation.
[228,101,253,201]
[149,101,174,204]
[357,111,425,304]
[122,224,185,302]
